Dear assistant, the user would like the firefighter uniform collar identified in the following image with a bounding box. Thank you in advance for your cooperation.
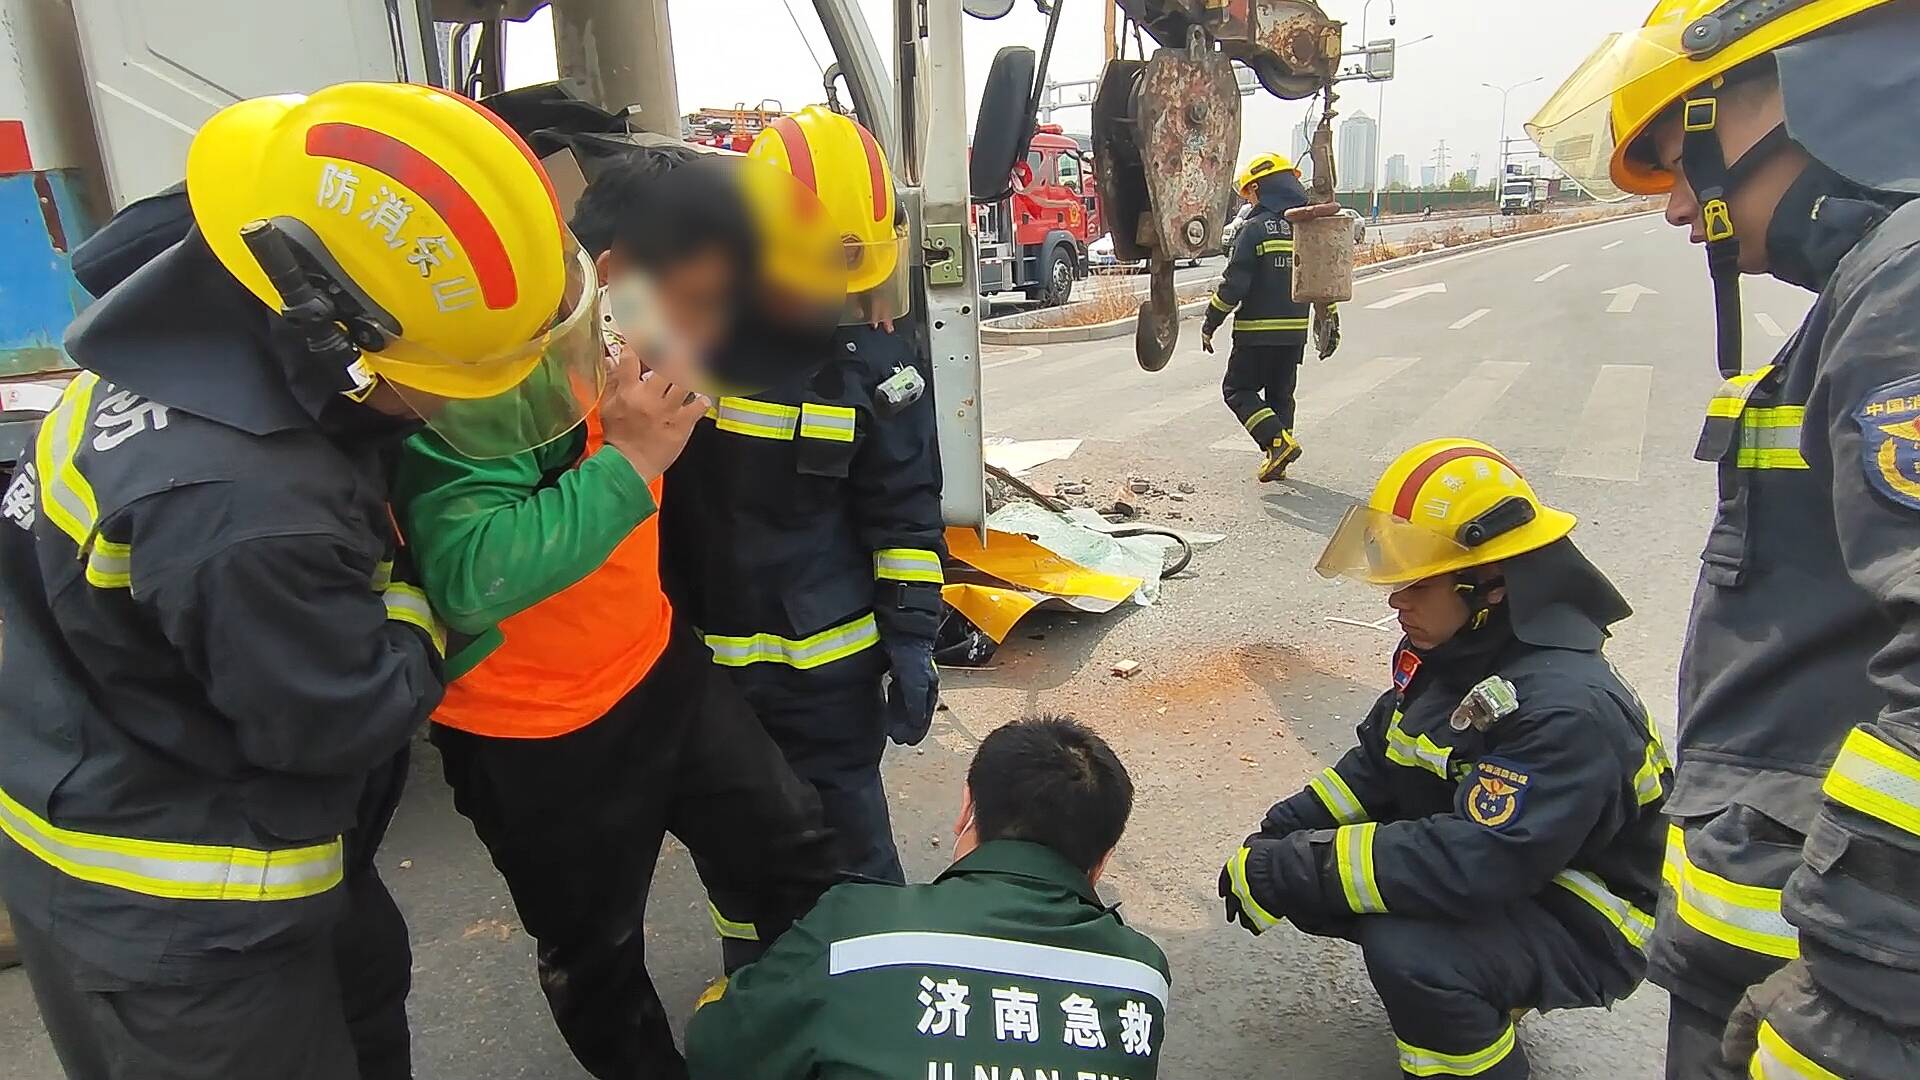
[937,840,1107,910]
[1407,606,1516,695]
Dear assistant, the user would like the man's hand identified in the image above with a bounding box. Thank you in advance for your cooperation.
[600,344,710,481]
[1200,330,1216,355]
[883,640,940,745]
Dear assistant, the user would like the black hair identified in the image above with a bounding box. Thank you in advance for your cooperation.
[569,148,755,276]
[967,714,1134,874]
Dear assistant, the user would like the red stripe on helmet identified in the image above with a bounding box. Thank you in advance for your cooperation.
[306,122,518,311]
[855,122,888,223]
[422,86,562,226]
[1391,446,1519,521]
[770,116,817,193]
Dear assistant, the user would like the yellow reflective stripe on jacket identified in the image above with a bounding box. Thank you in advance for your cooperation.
[1662,825,1799,959]
[1225,846,1281,932]
[1209,293,1233,313]
[1737,405,1808,469]
[1633,722,1671,806]
[85,537,132,589]
[705,612,880,669]
[34,373,133,590]
[1385,710,1453,779]
[371,558,395,592]
[1335,822,1387,914]
[1823,727,1920,838]
[381,583,446,657]
[1309,767,1369,825]
[0,782,343,902]
[709,901,760,942]
[1256,239,1295,255]
[1233,317,1311,332]
[1552,869,1655,950]
[1706,365,1775,418]
[874,547,944,584]
[1750,1020,1843,1080]
[799,403,857,443]
[709,397,801,440]
[1243,407,1277,434]
[1397,1025,1516,1077]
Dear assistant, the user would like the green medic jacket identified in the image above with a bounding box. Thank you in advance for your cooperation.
[686,840,1170,1080]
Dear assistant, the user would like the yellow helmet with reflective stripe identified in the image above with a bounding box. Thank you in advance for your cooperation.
[1528,0,1895,199]
[1235,152,1296,197]
[749,106,901,294]
[1315,438,1577,588]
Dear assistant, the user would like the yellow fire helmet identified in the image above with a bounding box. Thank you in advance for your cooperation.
[1236,152,1296,197]
[749,105,908,322]
[1316,438,1577,590]
[1527,0,1895,200]
[187,81,603,459]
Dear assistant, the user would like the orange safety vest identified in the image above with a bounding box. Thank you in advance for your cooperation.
[431,411,673,739]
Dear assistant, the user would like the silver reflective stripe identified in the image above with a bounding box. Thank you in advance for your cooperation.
[710,397,801,440]
[1662,826,1799,959]
[799,403,857,443]
[1396,1025,1517,1077]
[0,783,343,902]
[1309,768,1368,825]
[382,584,446,657]
[874,548,943,584]
[1551,869,1654,949]
[35,372,99,548]
[1752,1020,1843,1080]
[1823,728,1920,838]
[1737,406,1808,469]
[1385,711,1452,779]
[705,613,881,670]
[827,931,1169,1008]
[85,538,131,589]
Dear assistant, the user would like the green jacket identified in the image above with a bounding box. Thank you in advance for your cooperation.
[390,427,657,677]
[686,840,1170,1080]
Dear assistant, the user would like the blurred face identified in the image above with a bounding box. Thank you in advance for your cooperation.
[645,247,737,355]
[1647,80,1809,276]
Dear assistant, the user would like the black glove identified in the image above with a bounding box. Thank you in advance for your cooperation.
[1200,329,1216,355]
[1217,845,1281,935]
[883,639,939,746]
[1314,304,1341,359]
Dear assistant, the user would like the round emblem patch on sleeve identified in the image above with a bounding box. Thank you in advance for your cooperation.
[1856,375,1920,509]
[1462,758,1531,830]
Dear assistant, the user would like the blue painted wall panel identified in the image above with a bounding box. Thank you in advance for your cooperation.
[0,170,95,376]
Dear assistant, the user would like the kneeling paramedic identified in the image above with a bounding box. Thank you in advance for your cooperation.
[0,83,578,1078]
[1531,2,1920,1075]
[391,150,844,1080]
[663,106,945,890]
[1220,438,1670,1079]
[1201,153,1338,483]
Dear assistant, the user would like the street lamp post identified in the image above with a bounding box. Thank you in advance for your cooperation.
[1482,77,1544,179]
[1367,33,1430,218]
[1360,0,1393,216]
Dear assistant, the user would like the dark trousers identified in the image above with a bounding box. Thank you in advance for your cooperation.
[17,747,413,1080]
[1667,996,1745,1080]
[430,629,837,1080]
[1307,902,1630,1079]
[731,647,903,885]
[1222,339,1305,447]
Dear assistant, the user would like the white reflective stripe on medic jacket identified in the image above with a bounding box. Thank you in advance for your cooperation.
[1751,1020,1844,1080]
[1662,825,1800,960]
[1551,869,1655,950]
[827,930,1170,1007]
[873,547,943,584]
[1823,727,1920,838]
[705,612,880,669]
[799,403,857,443]
[1737,406,1809,470]
[0,782,343,902]
[381,582,446,657]
[709,397,801,440]
[1335,822,1388,914]
[33,372,132,590]
[1309,767,1369,825]
[1385,710,1453,779]
[1396,1024,1516,1077]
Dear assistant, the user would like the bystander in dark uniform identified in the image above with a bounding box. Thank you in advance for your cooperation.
[0,83,582,1078]
[686,715,1168,1080]
[1531,3,1920,1075]
[1221,438,1669,1080]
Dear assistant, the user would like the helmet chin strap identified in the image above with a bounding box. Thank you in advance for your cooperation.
[1678,78,1794,378]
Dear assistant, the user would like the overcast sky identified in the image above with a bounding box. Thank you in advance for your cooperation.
[504,0,1652,183]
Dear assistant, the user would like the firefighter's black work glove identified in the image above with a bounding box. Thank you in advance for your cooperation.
[883,640,940,746]
[1218,846,1281,935]
[1315,305,1341,359]
[1200,330,1216,355]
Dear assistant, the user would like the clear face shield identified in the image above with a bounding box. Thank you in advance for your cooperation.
[842,230,911,326]
[1525,21,1696,201]
[1314,505,1475,591]
[373,236,607,460]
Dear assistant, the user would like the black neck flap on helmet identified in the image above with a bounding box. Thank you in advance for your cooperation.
[1497,538,1633,652]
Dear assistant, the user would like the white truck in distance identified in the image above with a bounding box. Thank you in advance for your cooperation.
[1500,174,1557,214]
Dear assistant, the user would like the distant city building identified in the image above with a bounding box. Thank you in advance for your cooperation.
[1336,110,1378,192]
[1465,167,1479,188]
[1420,164,1440,188]
[1384,153,1409,188]
[1290,117,1313,166]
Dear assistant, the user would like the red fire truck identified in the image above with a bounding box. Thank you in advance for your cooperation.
[974,123,1102,307]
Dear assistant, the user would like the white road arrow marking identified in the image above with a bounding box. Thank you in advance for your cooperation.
[1604,283,1658,313]
[1365,282,1448,310]
[1449,308,1491,330]
[1602,239,1625,250]
[1755,312,1786,338]
[1535,263,1571,282]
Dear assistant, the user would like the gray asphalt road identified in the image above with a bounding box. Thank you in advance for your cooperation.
[0,211,1815,1079]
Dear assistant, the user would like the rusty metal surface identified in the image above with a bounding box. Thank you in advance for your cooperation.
[1134,259,1179,371]
[1137,44,1240,264]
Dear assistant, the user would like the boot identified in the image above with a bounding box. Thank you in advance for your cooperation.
[1257,431,1303,482]
[0,902,18,971]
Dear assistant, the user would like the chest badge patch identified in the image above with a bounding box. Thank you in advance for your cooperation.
[1392,647,1421,693]
[1464,758,1531,830]
[1857,376,1920,509]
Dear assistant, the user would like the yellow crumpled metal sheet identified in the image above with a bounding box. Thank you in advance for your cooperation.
[941,527,1143,643]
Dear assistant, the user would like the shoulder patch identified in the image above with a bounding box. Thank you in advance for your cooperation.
[1461,757,1531,831]
[1856,373,1920,508]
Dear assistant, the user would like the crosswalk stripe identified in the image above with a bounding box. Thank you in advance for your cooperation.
[1534,263,1570,282]
[1754,312,1786,338]
[1556,364,1656,482]
[1373,360,1530,461]
[1449,308,1490,330]
[1209,357,1421,452]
